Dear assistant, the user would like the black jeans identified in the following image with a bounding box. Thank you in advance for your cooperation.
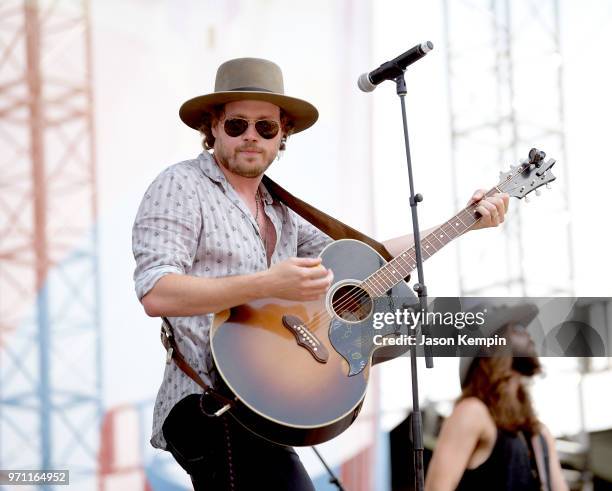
[162,394,315,490]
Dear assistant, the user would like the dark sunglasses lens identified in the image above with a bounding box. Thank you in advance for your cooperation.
[255,120,280,139]
[224,118,249,137]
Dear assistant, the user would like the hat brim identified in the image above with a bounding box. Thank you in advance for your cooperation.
[179,91,319,134]
[479,303,539,337]
[459,302,540,387]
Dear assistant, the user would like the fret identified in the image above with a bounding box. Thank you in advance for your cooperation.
[361,280,376,297]
[391,257,411,277]
[377,268,396,292]
[420,241,434,259]
[398,255,415,272]
[438,228,451,245]
[381,263,400,283]
[447,216,465,235]
[370,266,396,293]
[455,213,469,229]
[428,230,446,249]
[361,281,378,297]
[360,185,504,296]
[460,207,479,228]
[384,264,405,283]
[385,263,404,284]
[364,275,385,296]
[440,222,457,240]
[422,235,436,256]
[376,265,393,285]
[398,250,418,271]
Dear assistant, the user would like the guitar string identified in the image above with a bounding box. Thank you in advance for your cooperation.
[300,182,511,330]
[302,163,543,333]
[296,166,534,334]
[308,160,537,323]
[299,202,486,335]
[300,172,526,333]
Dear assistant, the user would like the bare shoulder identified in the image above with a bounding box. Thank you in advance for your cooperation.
[539,422,552,436]
[452,397,490,421]
[442,397,495,438]
[428,396,497,484]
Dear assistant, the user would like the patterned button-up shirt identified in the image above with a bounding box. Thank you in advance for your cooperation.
[132,151,332,449]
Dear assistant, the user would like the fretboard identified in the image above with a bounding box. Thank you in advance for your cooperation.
[362,188,499,296]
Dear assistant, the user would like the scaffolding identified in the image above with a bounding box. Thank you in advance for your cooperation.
[0,1,101,489]
[443,0,574,296]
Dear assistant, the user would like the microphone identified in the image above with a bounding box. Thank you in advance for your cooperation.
[357,41,434,92]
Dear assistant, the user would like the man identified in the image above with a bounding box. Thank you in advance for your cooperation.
[132,57,509,490]
[425,304,568,491]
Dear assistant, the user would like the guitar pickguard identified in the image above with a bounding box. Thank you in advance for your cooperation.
[329,296,409,376]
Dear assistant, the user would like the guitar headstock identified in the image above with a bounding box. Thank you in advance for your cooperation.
[498,148,556,200]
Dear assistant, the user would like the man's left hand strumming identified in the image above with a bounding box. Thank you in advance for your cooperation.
[468,189,510,230]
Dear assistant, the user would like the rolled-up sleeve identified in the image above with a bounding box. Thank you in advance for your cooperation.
[132,166,202,300]
[295,211,333,258]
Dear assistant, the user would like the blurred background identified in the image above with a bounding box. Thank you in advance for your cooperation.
[1,0,611,489]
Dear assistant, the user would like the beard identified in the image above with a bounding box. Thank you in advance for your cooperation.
[214,141,276,178]
[512,355,542,377]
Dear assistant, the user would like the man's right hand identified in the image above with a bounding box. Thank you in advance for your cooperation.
[263,257,334,302]
[140,257,334,317]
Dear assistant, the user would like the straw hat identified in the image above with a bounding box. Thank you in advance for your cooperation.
[179,57,318,134]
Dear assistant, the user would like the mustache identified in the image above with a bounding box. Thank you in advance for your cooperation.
[512,356,542,376]
[237,146,263,153]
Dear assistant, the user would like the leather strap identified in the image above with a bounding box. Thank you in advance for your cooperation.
[532,433,551,491]
[520,431,551,491]
[262,175,395,262]
[160,317,234,416]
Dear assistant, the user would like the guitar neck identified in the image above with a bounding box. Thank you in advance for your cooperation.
[362,187,501,296]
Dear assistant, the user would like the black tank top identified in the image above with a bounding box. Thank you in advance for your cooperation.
[456,430,546,491]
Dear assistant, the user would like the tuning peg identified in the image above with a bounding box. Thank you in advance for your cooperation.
[535,189,541,196]
[546,183,551,189]
[529,148,546,164]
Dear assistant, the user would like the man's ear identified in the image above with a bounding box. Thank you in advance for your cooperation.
[279,134,288,152]
[211,120,219,139]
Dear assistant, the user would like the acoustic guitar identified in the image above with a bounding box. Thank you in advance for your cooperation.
[210,148,556,446]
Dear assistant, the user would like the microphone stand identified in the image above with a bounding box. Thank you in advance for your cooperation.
[395,72,434,491]
[311,446,345,490]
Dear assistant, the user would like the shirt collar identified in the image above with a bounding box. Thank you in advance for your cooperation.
[198,151,227,185]
[258,182,274,205]
[197,151,274,205]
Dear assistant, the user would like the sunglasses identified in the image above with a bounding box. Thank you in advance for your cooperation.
[222,118,280,139]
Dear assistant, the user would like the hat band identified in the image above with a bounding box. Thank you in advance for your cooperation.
[226,86,274,93]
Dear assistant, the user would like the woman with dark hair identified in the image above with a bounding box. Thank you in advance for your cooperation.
[425,310,568,491]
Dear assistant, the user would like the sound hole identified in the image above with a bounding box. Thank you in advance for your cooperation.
[331,284,373,323]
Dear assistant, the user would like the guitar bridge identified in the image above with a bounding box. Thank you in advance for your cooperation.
[282,315,329,363]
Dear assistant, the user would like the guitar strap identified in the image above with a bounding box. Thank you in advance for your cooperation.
[160,176,395,415]
[519,431,552,491]
[532,432,552,491]
[160,317,235,416]
[261,175,394,262]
